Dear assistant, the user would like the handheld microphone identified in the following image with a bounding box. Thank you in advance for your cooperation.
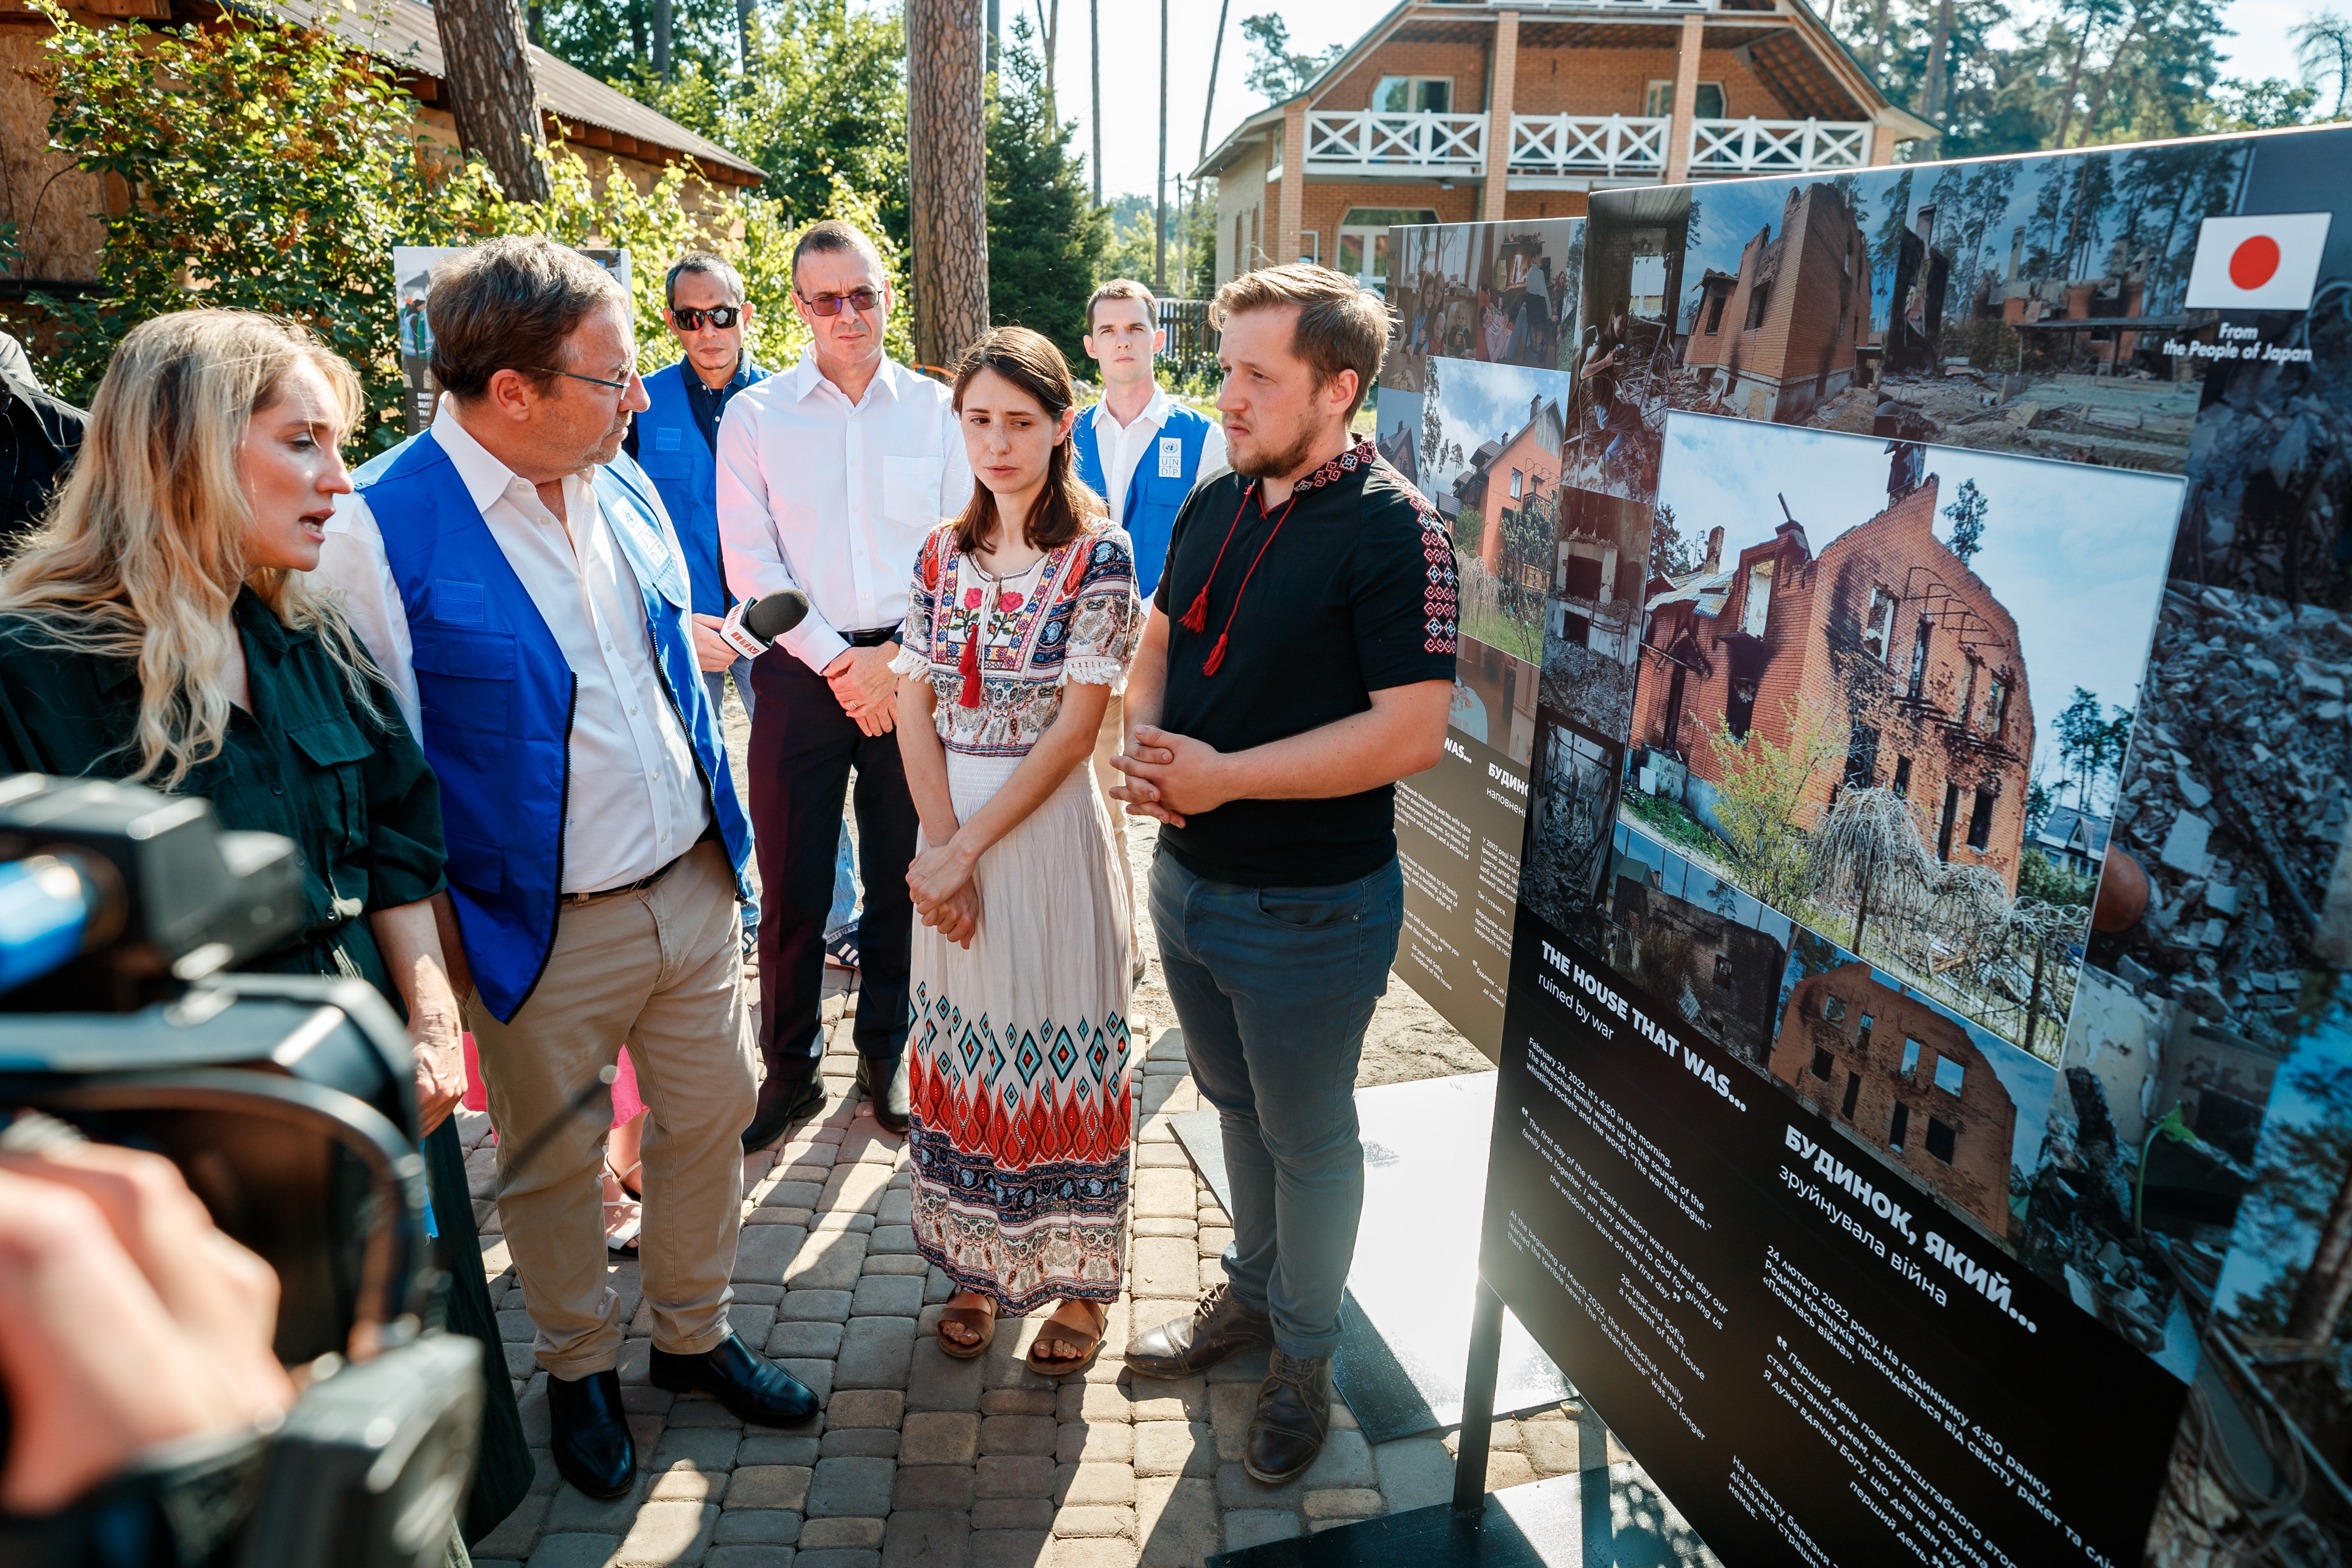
[717,590,812,660]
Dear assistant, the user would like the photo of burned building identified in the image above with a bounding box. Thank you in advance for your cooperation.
[1775,959,2020,1239]
[1630,441,2036,894]
[1597,828,1792,1067]
[1541,488,1652,740]
[1522,711,1619,934]
[1681,181,1872,426]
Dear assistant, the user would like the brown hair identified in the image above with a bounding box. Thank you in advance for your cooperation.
[948,327,1103,557]
[791,219,885,285]
[1086,278,1158,333]
[428,236,628,400]
[1209,262,1391,419]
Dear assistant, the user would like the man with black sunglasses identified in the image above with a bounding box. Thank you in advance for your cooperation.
[717,220,973,1146]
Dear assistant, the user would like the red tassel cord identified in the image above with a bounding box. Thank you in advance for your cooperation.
[1177,488,1257,634]
[1197,493,1298,678]
[956,582,985,707]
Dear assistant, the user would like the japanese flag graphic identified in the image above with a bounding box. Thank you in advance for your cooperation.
[2185,212,2333,310]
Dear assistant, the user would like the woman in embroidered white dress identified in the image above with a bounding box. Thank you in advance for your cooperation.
[889,327,1143,1376]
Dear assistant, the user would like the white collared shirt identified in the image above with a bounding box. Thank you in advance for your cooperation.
[1087,385,1228,526]
[715,348,974,673]
[317,400,710,894]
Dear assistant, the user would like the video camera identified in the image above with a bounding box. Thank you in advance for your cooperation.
[0,773,482,1568]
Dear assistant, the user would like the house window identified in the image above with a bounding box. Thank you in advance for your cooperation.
[1336,208,1439,288]
[1844,723,1880,792]
[1373,76,1453,114]
[1900,1037,1923,1077]
[1824,994,1847,1022]
[1967,786,1996,852]
[1892,756,1913,798]
[1933,1056,1966,1096]
[1297,231,1321,266]
[1510,467,1525,500]
[1937,781,1961,860]
[1745,281,1772,331]
[1840,1072,1862,1119]
[1643,80,1727,119]
[1742,559,1773,637]
[1984,677,2009,734]
[1810,1047,1835,1081]
[1908,620,1932,700]
[1714,952,1735,989]
[1925,1116,1958,1164]
[1864,588,1897,662]
[1889,1101,1911,1153]
[1856,1013,1875,1051]
[1960,661,1979,729]
[1704,292,1728,335]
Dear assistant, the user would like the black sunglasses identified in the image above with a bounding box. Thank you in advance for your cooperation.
[798,287,880,318]
[669,304,742,330]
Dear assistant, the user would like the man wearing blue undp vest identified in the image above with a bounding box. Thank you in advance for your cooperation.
[625,253,861,963]
[1074,279,1225,974]
[317,238,818,1505]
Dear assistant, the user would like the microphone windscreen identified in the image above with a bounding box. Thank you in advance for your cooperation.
[744,590,812,643]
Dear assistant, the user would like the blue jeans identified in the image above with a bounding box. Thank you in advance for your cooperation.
[706,661,860,939]
[1149,850,1404,1359]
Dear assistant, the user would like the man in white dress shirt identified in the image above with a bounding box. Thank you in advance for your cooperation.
[317,237,817,1503]
[716,220,973,1146]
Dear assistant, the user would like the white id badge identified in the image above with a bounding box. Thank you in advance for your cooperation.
[1159,435,1183,479]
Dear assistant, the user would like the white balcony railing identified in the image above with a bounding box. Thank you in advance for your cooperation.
[1687,118,1872,174]
[1509,114,1669,177]
[1304,111,1487,173]
[1488,0,1716,8]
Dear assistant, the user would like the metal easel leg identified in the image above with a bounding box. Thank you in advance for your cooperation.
[1452,1276,1507,1518]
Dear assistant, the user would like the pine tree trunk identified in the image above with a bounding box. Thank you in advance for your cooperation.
[1089,0,1102,205]
[435,0,551,204]
[736,0,753,67]
[2287,1162,2352,1348]
[653,0,673,79]
[2075,9,2146,146]
[2053,9,2099,150]
[907,0,991,368]
[1154,0,1168,293]
[1043,0,1059,118]
[1922,0,1954,122]
[1869,0,1890,82]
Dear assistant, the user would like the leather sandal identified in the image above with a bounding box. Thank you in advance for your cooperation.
[1027,1300,1107,1378]
[936,1296,996,1360]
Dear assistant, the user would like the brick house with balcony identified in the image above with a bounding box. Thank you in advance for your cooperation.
[1682,179,1872,423]
[1773,960,2017,1238]
[1451,391,1563,576]
[1194,0,1933,291]
[2,0,762,297]
[1631,449,2035,894]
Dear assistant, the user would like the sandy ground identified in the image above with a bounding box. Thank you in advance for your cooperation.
[717,684,1494,1085]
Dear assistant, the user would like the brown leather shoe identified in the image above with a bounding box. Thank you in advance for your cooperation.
[1244,1351,1332,1483]
[1123,1283,1272,1379]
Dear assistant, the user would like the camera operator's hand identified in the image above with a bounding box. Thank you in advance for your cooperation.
[0,1143,293,1514]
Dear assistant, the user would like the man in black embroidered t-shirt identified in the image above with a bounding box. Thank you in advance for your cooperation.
[1111,264,1456,1483]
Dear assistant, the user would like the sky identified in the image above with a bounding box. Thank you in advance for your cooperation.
[1653,412,2186,806]
[889,0,2319,213]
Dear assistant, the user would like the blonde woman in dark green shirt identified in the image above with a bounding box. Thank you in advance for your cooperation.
[0,310,530,1549]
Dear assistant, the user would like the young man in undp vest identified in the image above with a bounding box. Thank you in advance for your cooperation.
[1075,279,1225,975]
[318,238,818,1504]
[625,253,862,966]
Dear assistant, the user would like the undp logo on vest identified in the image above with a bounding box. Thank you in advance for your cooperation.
[2185,213,2333,310]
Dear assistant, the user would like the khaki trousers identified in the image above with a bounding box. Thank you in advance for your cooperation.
[468,839,755,1378]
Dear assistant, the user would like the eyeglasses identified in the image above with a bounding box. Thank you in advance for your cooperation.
[797,287,881,318]
[525,366,640,397]
[669,304,742,330]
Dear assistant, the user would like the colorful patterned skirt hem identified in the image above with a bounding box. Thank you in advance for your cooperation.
[907,750,1133,1313]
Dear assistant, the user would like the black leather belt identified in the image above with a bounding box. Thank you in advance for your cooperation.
[845,623,903,648]
[564,848,689,906]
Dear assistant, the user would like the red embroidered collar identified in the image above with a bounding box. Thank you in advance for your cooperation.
[1288,439,1379,498]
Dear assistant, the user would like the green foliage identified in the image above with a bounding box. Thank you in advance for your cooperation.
[1650,501,1694,578]
[1704,697,1840,914]
[2053,686,2133,809]
[1941,317,2023,370]
[636,0,910,247]
[1622,787,1722,862]
[27,0,499,447]
[1942,477,1987,566]
[2017,848,2095,908]
[531,0,748,91]
[986,21,1107,366]
[1240,14,1342,103]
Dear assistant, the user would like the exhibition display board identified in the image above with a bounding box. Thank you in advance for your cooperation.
[1378,124,2352,1563]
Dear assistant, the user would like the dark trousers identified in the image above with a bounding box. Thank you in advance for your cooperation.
[747,648,919,1075]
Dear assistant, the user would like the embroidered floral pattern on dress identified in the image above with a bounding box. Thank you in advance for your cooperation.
[900,524,1142,758]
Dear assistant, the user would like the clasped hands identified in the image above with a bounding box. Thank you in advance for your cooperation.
[1108,724,1230,828]
[907,839,980,949]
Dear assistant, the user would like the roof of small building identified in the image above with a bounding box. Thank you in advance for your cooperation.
[2035,805,2111,858]
[262,0,765,183]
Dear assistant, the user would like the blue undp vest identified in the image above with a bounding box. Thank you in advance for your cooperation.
[354,431,753,1022]
[1072,400,1214,598]
[636,357,767,617]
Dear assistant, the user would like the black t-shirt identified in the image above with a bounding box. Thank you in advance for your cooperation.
[1150,439,1458,887]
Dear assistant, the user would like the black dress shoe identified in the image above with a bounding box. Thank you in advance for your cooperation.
[1124,1282,1273,1379]
[856,1054,910,1136]
[741,1065,825,1150]
[649,1332,820,1427]
[1244,1350,1332,1484]
[546,1368,635,1499]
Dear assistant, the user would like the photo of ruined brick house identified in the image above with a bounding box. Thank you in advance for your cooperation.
[1589,824,1794,1069]
[1622,412,2182,1052]
[1522,711,1620,935]
[1387,217,1585,397]
[1568,187,1687,505]
[1541,488,1653,741]
[1774,948,2030,1244]
[1651,141,2252,472]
